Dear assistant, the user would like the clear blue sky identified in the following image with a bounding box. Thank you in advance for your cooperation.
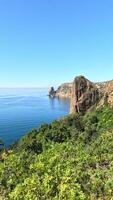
[0,0,113,87]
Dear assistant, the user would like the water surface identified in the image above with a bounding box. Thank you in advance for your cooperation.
[0,88,70,146]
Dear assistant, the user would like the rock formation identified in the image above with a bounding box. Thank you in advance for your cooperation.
[104,80,113,104]
[49,75,113,114]
[70,76,101,114]
[55,83,73,98]
[49,87,56,97]
[48,83,73,98]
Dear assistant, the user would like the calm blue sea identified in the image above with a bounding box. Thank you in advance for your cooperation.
[0,88,70,147]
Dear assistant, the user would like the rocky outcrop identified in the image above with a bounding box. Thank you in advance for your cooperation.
[95,80,113,106]
[49,75,113,114]
[104,80,113,105]
[49,87,56,98]
[55,83,73,98]
[70,76,101,114]
[48,83,72,98]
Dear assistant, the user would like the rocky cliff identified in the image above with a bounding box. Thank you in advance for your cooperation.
[49,76,113,114]
[70,76,101,113]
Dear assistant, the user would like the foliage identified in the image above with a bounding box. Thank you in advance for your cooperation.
[0,105,113,199]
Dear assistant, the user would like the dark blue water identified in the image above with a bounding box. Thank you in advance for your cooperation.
[0,88,70,146]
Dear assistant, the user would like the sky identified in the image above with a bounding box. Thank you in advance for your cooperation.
[0,0,113,87]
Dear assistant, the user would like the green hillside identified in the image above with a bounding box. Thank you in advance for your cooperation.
[0,105,113,199]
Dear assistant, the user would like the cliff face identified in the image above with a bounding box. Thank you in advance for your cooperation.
[70,76,101,113]
[49,76,113,114]
[104,80,113,105]
[70,77,113,113]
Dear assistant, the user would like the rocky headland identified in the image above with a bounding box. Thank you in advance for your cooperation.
[49,83,72,98]
[49,75,113,114]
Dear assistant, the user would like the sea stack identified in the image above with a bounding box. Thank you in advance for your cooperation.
[49,87,56,97]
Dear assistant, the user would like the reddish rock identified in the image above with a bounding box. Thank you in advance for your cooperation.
[105,80,113,105]
[49,75,113,114]
[70,76,101,113]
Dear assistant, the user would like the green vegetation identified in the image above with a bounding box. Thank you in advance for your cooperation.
[0,105,113,199]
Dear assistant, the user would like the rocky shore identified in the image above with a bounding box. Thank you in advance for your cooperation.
[49,75,113,114]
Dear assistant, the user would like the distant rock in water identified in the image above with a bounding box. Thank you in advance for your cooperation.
[49,87,56,97]
[49,83,73,98]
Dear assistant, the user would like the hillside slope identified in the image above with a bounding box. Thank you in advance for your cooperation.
[0,105,113,199]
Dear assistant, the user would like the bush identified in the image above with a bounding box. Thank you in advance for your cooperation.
[1,105,113,199]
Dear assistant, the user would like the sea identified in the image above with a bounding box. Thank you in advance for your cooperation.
[0,88,70,147]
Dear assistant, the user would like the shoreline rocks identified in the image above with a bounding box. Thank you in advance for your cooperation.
[55,83,73,98]
[49,75,113,114]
